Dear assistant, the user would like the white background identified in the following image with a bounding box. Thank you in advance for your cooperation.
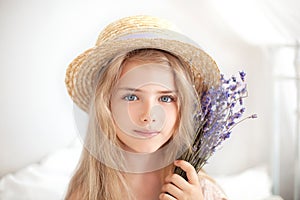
[0,0,299,199]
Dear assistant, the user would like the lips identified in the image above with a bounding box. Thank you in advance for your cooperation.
[133,130,160,138]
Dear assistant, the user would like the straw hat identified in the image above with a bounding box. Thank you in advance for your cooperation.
[65,15,220,112]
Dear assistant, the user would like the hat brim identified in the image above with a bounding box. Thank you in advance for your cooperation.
[66,30,220,112]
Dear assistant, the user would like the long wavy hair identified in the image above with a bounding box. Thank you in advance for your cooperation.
[65,49,198,200]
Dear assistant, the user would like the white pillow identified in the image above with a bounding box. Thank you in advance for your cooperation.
[213,165,274,200]
[0,138,81,200]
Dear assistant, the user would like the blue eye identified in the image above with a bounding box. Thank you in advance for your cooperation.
[123,94,138,101]
[160,95,175,103]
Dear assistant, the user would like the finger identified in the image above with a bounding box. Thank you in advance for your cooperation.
[161,182,183,198]
[165,173,190,191]
[174,160,199,185]
[159,192,176,200]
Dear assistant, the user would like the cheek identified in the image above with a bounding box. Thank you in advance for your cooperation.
[164,104,178,128]
[111,100,149,131]
[111,98,131,128]
[127,103,142,121]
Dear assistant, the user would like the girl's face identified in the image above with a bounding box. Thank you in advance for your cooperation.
[110,61,178,153]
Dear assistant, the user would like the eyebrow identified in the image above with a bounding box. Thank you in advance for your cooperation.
[118,87,178,94]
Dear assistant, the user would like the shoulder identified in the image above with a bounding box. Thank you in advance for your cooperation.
[198,170,228,200]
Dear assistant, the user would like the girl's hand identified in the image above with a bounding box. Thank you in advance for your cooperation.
[159,160,204,200]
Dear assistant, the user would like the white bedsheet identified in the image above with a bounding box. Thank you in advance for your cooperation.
[0,139,283,200]
[0,139,81,200]
[214,166,283,200]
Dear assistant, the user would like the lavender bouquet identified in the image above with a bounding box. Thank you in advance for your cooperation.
[174,71,257,180]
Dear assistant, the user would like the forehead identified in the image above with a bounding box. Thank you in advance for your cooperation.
[121,60,170,75]
[118,61,176,89]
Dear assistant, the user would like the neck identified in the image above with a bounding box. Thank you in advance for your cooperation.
[123,168,169,200]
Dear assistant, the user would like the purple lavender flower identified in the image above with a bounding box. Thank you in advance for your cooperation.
[251,114,258,118]
[174,71,257,180]
[239,71,246,81]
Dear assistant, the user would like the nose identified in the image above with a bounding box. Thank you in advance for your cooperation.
[141,114,155,123]
[140,100,156,123]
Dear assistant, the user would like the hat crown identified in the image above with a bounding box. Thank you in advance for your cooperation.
[66,15,220,113]
[95,15,178,46]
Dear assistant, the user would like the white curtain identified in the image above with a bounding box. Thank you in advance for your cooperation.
[211,0,300,199]
[211,0,300,44]
[270,46,299,200]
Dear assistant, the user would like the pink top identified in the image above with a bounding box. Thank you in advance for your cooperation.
[199,172,228,200]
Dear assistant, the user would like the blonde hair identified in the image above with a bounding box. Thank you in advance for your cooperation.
[65,49,198,200]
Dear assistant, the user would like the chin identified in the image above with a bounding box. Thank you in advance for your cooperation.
[132,145,161,154]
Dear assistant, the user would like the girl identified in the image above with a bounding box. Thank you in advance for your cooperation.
[65,16,227,200]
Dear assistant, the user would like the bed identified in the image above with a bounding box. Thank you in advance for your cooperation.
[0,138,283,200]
